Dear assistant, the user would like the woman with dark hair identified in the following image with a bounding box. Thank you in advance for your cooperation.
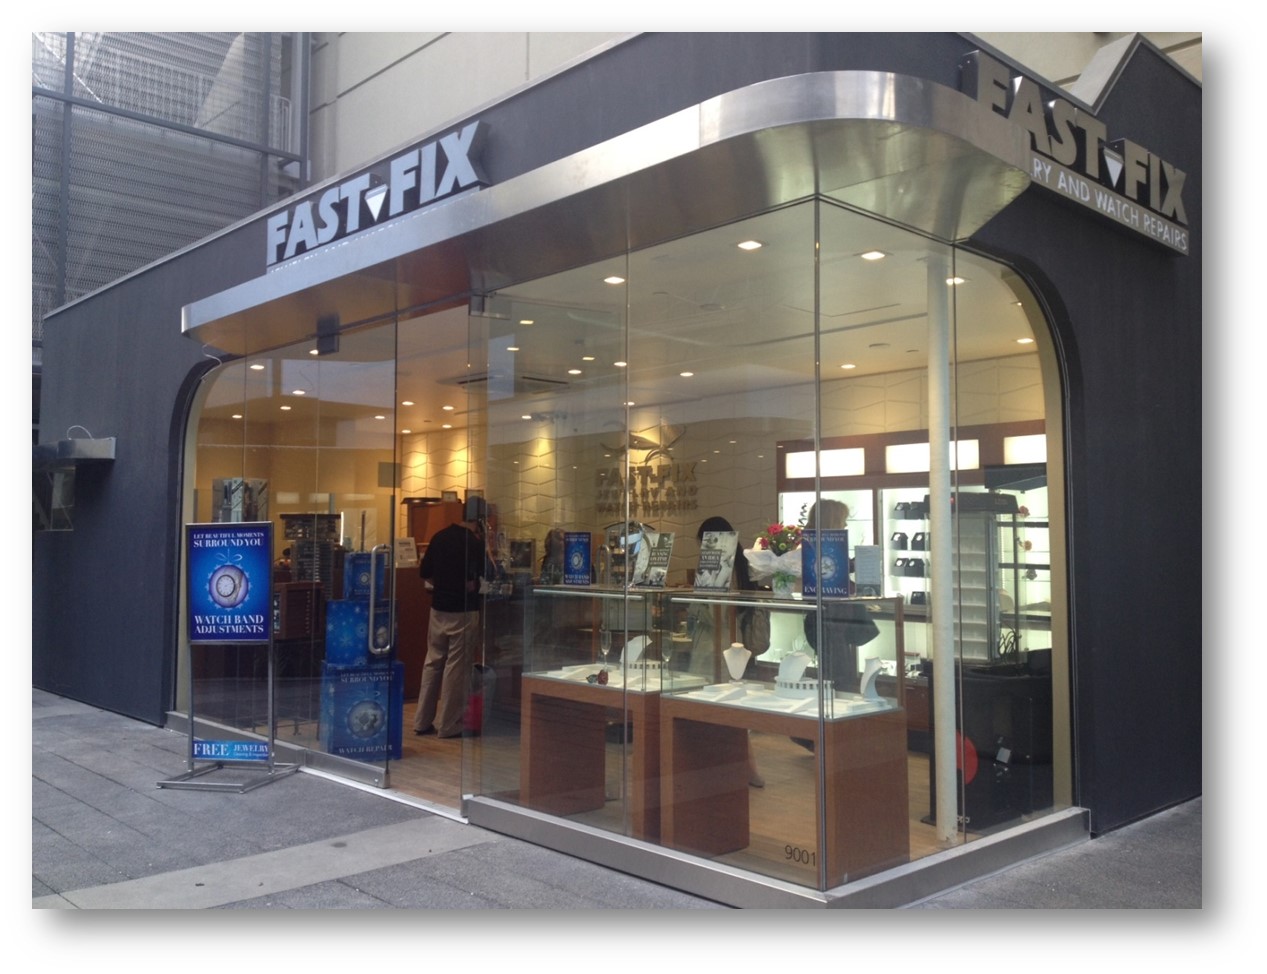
[691,515,765,787]
[695,515,756,590]
[539,527,567,584]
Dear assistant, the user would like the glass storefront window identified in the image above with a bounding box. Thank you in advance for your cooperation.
[185,196,1067,893]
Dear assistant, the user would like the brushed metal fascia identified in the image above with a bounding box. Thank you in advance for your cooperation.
[183,70,1030,357]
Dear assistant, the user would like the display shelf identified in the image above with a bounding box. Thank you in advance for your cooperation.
[996,502,1052,657]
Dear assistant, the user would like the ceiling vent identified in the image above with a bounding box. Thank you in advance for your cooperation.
[439,371,570,396]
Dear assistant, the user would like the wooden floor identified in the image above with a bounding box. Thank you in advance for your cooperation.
[379,701,959,885]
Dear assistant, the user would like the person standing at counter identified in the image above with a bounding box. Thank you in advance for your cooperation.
[690,514,765,787]
[539,527,567,584]
[795,500,879,752]
[413,498,494,739]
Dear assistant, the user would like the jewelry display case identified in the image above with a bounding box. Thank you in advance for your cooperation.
[518,586,704,840]
[656,592,910,885]
[515,586,910,884]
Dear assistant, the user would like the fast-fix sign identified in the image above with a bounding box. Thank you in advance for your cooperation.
[266,120,488,267]
[961,51,1189,255]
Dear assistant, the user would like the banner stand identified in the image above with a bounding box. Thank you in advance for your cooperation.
[159,521,301,793]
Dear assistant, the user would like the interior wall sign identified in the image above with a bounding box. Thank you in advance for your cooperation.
[960,51,1190,255]
[266,120,489,267]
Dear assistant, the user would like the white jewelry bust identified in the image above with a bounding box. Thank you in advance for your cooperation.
[723,643,751,681]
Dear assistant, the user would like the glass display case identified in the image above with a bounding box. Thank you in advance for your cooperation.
[516,584,910,887]
[996,489,1052,659]
[517,585,705,842]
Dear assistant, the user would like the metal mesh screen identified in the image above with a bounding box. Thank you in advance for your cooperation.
[31,31,305,348]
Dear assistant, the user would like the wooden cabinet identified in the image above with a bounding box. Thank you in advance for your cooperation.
[405,499,464,551]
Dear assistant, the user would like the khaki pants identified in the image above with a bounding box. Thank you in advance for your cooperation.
[413,608,479,737]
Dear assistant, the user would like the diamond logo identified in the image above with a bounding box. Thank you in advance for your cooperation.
[1102,148,1124,189]
[365,185,387,223]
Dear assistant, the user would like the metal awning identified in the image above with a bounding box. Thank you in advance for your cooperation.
[183,70,1031,358]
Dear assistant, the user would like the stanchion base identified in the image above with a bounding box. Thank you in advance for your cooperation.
[158,761,301,793]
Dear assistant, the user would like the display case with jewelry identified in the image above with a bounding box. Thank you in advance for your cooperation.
[657,592,911,886]
[516,579,707,843]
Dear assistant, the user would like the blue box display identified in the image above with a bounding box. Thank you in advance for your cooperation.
[319,661,403,761]
[325,598,392,666]
[343,551,389,600]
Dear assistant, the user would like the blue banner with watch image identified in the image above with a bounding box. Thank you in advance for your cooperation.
[802,528,850,598]
[187,521,273,643]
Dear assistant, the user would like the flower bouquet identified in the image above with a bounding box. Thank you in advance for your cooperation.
[746,522,803,597]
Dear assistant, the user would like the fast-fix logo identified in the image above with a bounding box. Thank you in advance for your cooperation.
[961,51,1189,254]
[266,120,488,267]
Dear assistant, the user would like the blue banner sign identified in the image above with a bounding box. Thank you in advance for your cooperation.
[187,522,273,643]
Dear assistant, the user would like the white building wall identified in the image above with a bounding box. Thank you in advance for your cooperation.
[308,32,628,180]
[309,32,1200,183]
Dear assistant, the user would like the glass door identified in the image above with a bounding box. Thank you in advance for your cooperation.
[187,315,400,787]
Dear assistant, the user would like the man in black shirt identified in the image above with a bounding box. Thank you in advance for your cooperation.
[413,500,493,738]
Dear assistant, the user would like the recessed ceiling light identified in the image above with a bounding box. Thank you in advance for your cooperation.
[231,413,243,420]
[568,368,582,375]
[249,363,265,371]
[308,348,319,356]
[614,361,627,368]
[401,428,412,434]
[624,401,636,407]
[582,355,595,362]
[374,414,386,420]
[860,250,887,261]
[442,404,454,411]
[521,414,532,420]
[441,423,452,430]
[401,400,414,407]
[292,389,306,396]
[737,239,762,251]
[841,363,857,370]
[519,319,534,326]
[603,275,626,285]
[680,371,694,377]
[946,276,966,285]
[280,405,291,411]
[1016,337,1035,345]
[507,345,519,352]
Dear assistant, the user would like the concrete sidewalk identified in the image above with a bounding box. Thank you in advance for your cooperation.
[32,688,1201,910]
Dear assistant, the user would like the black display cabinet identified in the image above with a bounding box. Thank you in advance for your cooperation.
[924,651,1054,832]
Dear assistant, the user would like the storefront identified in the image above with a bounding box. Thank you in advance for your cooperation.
[34,33,1201,907]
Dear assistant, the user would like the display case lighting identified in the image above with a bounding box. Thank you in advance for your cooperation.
[885,440,980,474]
[1003,434,1047,466]
[785,448,864,479]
